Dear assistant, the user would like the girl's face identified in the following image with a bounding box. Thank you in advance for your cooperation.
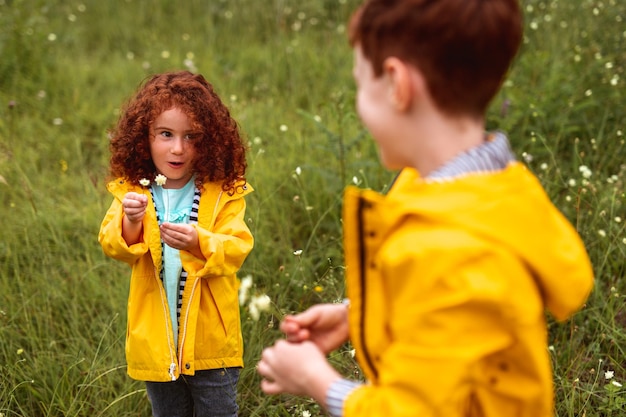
[149,107,198,189]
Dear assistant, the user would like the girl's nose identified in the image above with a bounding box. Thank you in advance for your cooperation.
[171,137,184,154]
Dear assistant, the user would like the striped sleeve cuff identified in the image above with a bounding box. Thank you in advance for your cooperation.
[326,379,362,417]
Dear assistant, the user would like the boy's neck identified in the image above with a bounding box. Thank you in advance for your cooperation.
[404,110,486,177]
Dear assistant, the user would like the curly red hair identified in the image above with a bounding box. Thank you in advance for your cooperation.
[108,71,248,194]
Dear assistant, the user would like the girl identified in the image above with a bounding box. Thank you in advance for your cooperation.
[99,71,253,417]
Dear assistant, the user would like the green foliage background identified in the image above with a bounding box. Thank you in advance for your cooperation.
[0,0,625,416]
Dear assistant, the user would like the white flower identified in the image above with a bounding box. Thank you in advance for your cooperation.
[155,174,167,186]
[579,165,592,179]
[139,178,150,187]
[239,275,253,305]
[612,380,622,387]
[293,249,303,256]
[249,303,259,321]
[303,411,312,417]
[248,294,270,321]
[251,294,271,312]
[605,370,615,380]
[295,166,302,176]
[598,229,607,238]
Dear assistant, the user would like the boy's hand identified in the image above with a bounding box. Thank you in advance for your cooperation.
[258,340,341,406]
[281,303,350,354]
[122,192,148,223]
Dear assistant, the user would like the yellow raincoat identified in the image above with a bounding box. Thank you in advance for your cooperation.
[342,163,593,416]
[99,178,253,382]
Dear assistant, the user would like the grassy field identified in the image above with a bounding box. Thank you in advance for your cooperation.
[0,0,625,415]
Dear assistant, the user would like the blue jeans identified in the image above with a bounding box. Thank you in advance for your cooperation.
[145,367,240,417]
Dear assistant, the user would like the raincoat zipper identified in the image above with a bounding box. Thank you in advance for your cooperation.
[155,264,178,381]
[357,195,378,379]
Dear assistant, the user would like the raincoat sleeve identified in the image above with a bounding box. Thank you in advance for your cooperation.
[345,227,533,417]
[181,194,253,277]
[98,197,150,265]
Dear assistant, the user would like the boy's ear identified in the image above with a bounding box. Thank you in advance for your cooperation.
[383,57,415,112]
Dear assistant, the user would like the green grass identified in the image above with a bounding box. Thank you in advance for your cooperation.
[0,0,625,415]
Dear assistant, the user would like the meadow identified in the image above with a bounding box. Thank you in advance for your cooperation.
[0,0,625,415]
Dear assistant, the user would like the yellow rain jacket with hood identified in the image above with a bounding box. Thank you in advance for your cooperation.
[341,163,594,417]
[99,178,253,382]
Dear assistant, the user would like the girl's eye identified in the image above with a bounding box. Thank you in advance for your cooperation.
[160,131,173,138]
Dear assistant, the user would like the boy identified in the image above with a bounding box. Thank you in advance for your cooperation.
[256,1,594,416]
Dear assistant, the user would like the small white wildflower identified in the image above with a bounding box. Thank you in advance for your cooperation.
[139,178,150,187]
[598,229,607,238]
[155,174,167,186]
[253,136,262,145]
[239,275,253,305]
[548,345,555,352]
[53,117,63,126]
[249,303,259,321]
[540,163,548,170]
[611,75,619,86]
[565,196,572,202]
[302,411,312,417]
[612,380,622,387]
[350,349,356,358]
[161,50,170,59]
[279,124,288,132]
[251,294,271,312]
[17,348,24,355]
[522,152,533,163]
[295,166,301,176]
[585,89,593,97]
[615,217,622,223]
[313,115,322,123]
[568,179,577,187]
[605,370,615,380]
[293,249,303,256]
[48,33,57,41]
[352,176,360,185]
[579,165,592,179]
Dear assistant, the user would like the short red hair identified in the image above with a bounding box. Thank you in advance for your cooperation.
[349,0,523,117]
[108,71,247,194]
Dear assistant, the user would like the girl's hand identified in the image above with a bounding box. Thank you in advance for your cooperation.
[122,192,148,223]
[280,303,350,354]
[160,223,202,258]
[121,192,148,245]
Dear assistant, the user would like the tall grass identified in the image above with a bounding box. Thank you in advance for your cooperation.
[0,0,624,415]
